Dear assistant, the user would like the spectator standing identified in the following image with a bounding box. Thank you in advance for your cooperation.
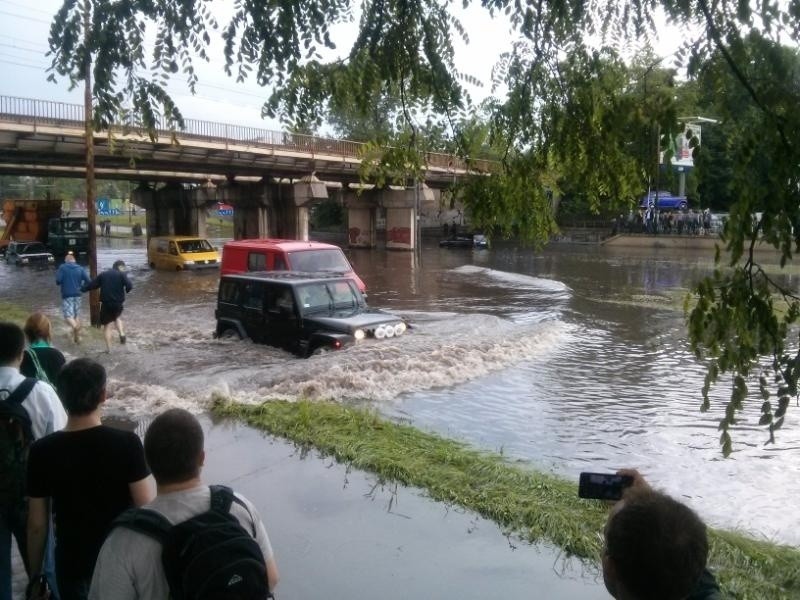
[0,322,66,600]
[55,252,90,344]
[26,358,153,600]
[82,260,132,352]
[20,313,66,385]
[602,469,722,600]
[90,408,279,600]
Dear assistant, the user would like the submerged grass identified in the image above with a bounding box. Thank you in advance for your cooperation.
[213,397,800,599]
[0,299,104,345]
[0,300,31,324]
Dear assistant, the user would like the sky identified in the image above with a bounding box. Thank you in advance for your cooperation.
[0,0,686,134]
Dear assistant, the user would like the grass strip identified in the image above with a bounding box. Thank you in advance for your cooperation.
[0,300,33,323]
[212,396,800,599]
[0,300,105,345]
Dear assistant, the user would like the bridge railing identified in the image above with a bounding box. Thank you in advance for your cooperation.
[0,95,495,174]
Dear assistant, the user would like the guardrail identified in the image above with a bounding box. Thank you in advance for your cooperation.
[0,95,495,174]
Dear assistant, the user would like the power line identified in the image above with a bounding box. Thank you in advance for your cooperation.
[0,43,47,55]
[0,57,272,104]
[0,0,55,17]
[0,57,49,71]
[0,58,274,125]
[3,36,47,51]
[0,9,50,24]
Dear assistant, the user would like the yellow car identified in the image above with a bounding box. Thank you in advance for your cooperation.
[147,236,220,271]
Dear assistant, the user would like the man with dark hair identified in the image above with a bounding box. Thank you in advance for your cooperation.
[602,470,722,600]
[0,321,66,600]
[26,358,153,600]
[82,259,132,351]
[90,408,279,599]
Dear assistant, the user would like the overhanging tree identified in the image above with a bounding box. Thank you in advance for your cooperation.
[48,0,800,453]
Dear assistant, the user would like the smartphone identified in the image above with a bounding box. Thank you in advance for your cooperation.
[578,472,634,500]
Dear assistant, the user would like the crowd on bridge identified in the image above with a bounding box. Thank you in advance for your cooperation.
[613,208,720,236]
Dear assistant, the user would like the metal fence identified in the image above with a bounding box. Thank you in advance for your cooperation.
[0,95,494,173]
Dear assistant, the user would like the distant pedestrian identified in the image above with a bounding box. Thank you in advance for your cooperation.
[104,221,111,237]
[82,260,132,352]
[26,358,153,600]
[56,251,90,343]
[20,313,65,385]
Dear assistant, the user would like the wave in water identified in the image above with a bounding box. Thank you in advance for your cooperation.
[100,313,572,416]
[451,265,571,295]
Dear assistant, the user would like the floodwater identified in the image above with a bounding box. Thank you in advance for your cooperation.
[2,233,799,595]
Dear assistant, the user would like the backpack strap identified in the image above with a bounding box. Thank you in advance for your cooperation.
[5,377,37,407]
[113,507,172,544]
[24,349,50,385]
[209,484,258,538]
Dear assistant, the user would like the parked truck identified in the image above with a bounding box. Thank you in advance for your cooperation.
[1,199,89,256]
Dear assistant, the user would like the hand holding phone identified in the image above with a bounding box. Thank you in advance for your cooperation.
[578,472,634,500]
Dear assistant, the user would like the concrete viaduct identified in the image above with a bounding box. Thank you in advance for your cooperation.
[0,96,492,250]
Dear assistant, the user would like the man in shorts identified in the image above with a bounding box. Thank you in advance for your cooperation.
[82,260,132,352]
[55,251,90,343]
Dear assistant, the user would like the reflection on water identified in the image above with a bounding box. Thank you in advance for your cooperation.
[0,236,797,545]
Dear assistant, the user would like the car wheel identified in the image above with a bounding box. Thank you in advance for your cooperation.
[149,262,155,269]
[176,265,182,271]
[218,327,242,340]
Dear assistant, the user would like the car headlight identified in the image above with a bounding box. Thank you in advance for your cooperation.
[183,260,195,265]
[374,325,386,339]
[48,256,54,262]
[21,258,28,263]
[354,329,365,341]
[394,322,406,336]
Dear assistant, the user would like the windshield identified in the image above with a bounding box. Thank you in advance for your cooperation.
[287,249,350,273]
[62,219,88,233]
[296,280,361,313]
[20,243,48,253]
[177,239,214,253]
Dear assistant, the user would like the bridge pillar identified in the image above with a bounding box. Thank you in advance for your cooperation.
[222,181,272,240]
[342,190,376,248]
[380,188,417,251]
[132,183,214,240]
[290,175,328,241]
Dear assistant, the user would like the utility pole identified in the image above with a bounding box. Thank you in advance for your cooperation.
[414,178,422,269]
[84,1,100,325]
[654,122,661,205]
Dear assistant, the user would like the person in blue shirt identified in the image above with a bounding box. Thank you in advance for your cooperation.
[55,252,90,344]
[82,260,132,352]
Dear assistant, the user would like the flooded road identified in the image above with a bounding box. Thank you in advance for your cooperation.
[2,233,798,553]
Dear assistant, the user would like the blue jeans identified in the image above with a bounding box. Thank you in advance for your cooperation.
[0,507,59,600]
[0,506,26,600]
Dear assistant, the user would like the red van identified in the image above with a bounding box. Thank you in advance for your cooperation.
[220,239,367,293]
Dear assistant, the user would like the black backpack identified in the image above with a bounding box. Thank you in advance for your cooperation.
[113,484,272,599]
[0,377,37,516]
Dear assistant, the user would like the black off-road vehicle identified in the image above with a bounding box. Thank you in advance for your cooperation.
[214,271,407,357]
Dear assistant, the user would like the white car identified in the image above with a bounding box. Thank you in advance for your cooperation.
[5,241,55,266]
